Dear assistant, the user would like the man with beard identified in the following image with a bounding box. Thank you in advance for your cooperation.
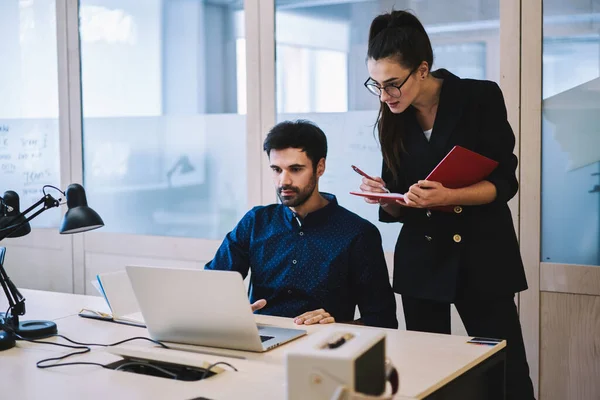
[205,120,397,329]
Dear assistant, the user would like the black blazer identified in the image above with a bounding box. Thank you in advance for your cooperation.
[380,69,528,302]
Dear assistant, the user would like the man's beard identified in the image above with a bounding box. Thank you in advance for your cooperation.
[277,174,317,208]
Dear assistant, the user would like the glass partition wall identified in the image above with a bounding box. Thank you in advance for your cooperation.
[79,0,247,240]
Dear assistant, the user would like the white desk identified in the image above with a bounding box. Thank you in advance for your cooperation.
[1,290,506,400]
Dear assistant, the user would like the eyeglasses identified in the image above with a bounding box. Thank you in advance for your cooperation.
[364,67,418,98]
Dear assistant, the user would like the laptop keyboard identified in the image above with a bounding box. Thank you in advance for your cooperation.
[260,335,274,343]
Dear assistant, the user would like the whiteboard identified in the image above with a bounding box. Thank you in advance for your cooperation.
[0,119,61,228]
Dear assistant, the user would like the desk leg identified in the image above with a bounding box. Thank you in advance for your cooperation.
[487,349,506,400]
[424,348,507,400]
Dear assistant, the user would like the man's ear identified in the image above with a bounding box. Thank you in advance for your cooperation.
[316,158,326,178]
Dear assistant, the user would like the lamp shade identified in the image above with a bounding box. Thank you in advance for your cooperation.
[59,184,104,234]
[0,191,31,238]
[179,156,195,174]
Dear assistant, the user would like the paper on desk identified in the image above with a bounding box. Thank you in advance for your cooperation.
[92,270,143,323]
[117,311,144,325]
[91,279,102,296]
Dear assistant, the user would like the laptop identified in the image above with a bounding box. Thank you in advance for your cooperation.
[125,266,307,352]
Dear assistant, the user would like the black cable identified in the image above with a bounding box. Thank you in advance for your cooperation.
[15,336,90,351]
[2,319,236,379]
[46,334,170,349]
[36,347,101,369]
[40,185,67,206]
[29,336,169,369]
[5,324,167,350]
[201,361,238,380]
[114,361,178,379]
[42,185,65,196]
[1,326,95,368]
[40,361,115,369]
[0,322,170,369]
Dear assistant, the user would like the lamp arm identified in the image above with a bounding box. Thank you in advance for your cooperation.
[0,194,60,241]
[0,194,60,327]
[166,159,182,181]
[0,259,23,316]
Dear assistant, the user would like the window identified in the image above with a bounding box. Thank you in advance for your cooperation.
[274,0,500,250]
[541,4,600,265]
[79,0,247,239]
[0,0,60,228]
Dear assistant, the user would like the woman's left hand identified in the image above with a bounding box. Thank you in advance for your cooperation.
[404,180,452,208]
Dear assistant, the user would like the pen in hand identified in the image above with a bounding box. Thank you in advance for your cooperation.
[351,165,391,193]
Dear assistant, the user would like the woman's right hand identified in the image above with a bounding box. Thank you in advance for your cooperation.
[359,176,390,204]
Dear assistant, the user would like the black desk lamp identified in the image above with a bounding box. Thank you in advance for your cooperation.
[166,155,195,187]
[0,184,104,351]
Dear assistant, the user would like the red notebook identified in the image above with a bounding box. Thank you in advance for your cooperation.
[350,146,498,212]
[427,146,498,212]
[427,146,498,189]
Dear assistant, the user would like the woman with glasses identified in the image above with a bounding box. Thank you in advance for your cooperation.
[358,10,535,400]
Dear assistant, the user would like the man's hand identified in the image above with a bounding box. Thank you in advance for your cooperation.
[294,309,335,325]
[251,299,267,312]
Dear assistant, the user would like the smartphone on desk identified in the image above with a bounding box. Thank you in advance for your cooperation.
[467,337,502,346]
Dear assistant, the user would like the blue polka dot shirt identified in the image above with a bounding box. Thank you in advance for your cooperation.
[205,193,398,329]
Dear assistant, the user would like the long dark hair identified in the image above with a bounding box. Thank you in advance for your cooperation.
[367,10,433,182]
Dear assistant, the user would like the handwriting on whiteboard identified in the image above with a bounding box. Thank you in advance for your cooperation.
[0,124,54,191]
